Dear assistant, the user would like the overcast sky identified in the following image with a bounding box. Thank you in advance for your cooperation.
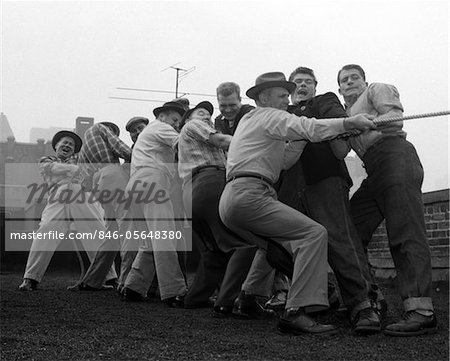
[1,0,448,191]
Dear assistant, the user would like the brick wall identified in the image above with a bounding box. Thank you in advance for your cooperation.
[368,189,449,281]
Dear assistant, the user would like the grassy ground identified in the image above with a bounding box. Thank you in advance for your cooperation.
[1,271,448,361]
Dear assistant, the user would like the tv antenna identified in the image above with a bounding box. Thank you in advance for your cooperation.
[162,63,196,98]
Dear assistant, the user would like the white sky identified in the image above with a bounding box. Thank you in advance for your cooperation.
[1,0,449,192]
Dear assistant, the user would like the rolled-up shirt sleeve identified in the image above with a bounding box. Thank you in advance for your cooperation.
[368,83,404,131]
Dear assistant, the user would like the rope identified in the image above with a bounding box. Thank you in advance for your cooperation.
[374,110,450,126]
[337,110,449,139]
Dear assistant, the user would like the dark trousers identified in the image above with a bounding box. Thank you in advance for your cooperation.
[298,176,376,310]
[351,137,432,307]
[276,160,377,311]
[183,168,256,308]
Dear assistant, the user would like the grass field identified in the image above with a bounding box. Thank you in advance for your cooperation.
[1,271,448,361]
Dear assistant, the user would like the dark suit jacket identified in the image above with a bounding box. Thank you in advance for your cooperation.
[276,92,352,208]
[214,104,254,136]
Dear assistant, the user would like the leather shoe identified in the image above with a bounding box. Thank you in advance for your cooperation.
[384,311,437,336]
[18,278,38,291]
[166,294,185,308]
[278,309,338,336]
[232,291,276,319]
[212,305,233,318]
[121,287,148,302]
[352,307,381,334]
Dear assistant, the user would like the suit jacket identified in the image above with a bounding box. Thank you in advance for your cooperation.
[214,104,254,136]
[288,92,352,186]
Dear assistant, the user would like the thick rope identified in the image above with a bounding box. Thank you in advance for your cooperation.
[373,110,450,125]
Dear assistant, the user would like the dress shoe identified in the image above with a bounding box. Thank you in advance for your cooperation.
[264,290,288,310]
[384,311,437,336]
[352,307,381,334]
[67,282,114,291]
[232,291,276,319]
[278,309,338,336]
[165,294,185,308]
[18,278,38,291]
[121,287,148,302]
[212,305,233,318]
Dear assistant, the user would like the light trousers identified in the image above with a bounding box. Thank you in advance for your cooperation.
[123,167,187,300]
[219,178,328,309]
[23,183,116,283]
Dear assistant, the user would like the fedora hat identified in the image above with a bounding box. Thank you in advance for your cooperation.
[153,101,187,118]
[99,121,120,136]
[52,130,82,153]
[125,117,149,131]
[246,72,296,100]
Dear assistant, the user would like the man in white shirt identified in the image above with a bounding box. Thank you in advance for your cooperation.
[219,72,375,335]
[121,101,188,307]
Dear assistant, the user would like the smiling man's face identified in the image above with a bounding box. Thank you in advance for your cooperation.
[55,136,75,159]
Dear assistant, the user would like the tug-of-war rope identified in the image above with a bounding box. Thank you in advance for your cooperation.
[373,110,450,126]
[70,110,450,283]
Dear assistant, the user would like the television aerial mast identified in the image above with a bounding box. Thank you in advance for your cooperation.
[162,63,196,98]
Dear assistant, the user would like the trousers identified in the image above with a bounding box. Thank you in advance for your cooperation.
[298,176,376,312]
[79,164,130,288]
[351,137,433,312]
[182,168,256,308]
[219,177,328,309]
[23,183,116,283]
[123,167,187,300]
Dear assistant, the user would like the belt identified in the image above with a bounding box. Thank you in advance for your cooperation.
[226,173,274,186]
[191,165,225,179]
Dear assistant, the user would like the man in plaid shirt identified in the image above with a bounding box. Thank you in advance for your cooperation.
[177,101,257,316]
[69,122,132,291]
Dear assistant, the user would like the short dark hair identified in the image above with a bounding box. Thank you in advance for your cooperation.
[288,67,317,85]
[337,64,366,84]
[216,82,241,98]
